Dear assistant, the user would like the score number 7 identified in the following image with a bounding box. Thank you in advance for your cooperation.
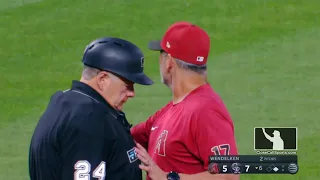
[245,165,250,172]
[211,144,230,155]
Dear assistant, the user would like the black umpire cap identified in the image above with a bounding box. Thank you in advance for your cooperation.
[82,37,153,85]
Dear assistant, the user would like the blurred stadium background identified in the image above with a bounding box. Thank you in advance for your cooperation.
[0,0,319,179]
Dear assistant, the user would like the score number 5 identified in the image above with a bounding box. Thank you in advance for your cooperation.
[222,165,228,172]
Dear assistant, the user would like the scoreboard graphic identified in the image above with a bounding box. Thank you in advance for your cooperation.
[208,155,298,175]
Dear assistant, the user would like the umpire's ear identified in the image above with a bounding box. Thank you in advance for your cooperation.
[96,71,111,90]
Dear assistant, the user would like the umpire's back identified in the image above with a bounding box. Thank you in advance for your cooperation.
[29,37,153,180]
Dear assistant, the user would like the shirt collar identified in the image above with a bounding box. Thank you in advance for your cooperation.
[70,80,121,117]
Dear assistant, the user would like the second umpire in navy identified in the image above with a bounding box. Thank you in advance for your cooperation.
[29,37,153,180]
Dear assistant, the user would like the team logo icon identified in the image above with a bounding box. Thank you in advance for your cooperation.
[208,163,219,174]
[231,163,242,174]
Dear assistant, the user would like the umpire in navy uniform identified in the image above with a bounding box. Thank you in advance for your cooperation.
[29,37,153,180]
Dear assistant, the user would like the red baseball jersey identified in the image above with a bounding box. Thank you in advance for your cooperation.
[131,84,238,178]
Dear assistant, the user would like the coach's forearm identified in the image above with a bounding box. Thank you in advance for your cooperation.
[179,171,240,180]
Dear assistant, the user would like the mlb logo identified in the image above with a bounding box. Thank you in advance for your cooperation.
[141,57,144,67]
[254,127,298,151]
[197,56,204,62]
[127,148,138,163]
[166,42,171,48]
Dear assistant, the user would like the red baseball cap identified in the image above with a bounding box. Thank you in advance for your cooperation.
[148,21,210,65]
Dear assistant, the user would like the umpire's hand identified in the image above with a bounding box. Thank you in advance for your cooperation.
[135,143,167,180]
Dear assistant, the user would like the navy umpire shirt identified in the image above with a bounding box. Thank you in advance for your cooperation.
[29,80,142,180]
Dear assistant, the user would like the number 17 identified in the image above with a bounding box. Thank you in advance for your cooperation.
[211,144,230,156]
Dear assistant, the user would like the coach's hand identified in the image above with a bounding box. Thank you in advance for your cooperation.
[135,143,167,180]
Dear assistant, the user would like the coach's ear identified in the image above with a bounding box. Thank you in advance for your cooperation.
[166,54,174,72]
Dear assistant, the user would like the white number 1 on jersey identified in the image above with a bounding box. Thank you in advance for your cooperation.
[74,160,106,180]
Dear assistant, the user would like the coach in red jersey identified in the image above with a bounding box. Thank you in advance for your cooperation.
[131,21,239,180]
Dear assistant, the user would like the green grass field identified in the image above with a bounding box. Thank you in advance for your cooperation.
[1,0,319,179]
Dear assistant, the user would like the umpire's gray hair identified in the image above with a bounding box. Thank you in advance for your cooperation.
[174,58,207,75]
[82,65,121,81]
[82,65,101,80]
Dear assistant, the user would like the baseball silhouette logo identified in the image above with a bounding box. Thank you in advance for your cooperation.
[254,127,297,150]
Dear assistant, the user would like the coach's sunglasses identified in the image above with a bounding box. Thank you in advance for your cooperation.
[160,50,168,54]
